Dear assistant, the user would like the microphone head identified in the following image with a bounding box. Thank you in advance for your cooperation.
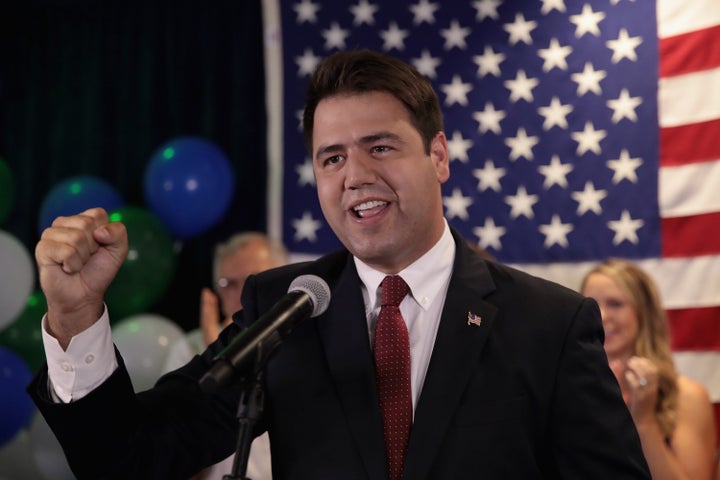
[288,274,331,317]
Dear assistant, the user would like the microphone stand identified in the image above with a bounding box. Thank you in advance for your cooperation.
[222,350,267,480]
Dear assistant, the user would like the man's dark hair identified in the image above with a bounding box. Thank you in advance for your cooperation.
[302,49,444,155]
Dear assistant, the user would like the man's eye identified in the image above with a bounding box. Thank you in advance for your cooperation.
[323,155,342,166]
[372,146,390,153]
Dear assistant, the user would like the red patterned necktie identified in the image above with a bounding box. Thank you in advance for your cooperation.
[373,275,412,480]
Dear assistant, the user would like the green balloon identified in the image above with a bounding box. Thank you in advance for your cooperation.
[0,158,14,225]
[105,206,177,322]
[0,290,47,372]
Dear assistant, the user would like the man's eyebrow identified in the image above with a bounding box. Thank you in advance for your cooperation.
[315,143,344,159]
[358,132,403,145]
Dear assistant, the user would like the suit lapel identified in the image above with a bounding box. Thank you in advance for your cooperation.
[403,237,499,479]
[316,255,386,480]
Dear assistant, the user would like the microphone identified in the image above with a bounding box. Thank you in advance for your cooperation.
[199,274,331,393]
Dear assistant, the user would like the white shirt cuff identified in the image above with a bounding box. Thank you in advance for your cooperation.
[42,305,118,403]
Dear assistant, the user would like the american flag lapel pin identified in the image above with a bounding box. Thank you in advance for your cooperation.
[467,312,482,327]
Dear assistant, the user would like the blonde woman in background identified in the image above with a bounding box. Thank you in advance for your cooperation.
[581,258,716,480]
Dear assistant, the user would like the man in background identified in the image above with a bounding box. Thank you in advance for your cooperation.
[169,232,289,480]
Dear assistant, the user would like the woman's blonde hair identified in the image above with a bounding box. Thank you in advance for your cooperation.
[581,258,678,439]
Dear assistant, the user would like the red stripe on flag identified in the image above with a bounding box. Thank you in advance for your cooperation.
[660,117,720,166]
[659,24,720,77]
[669,306,720,350]
[662,212,720,257]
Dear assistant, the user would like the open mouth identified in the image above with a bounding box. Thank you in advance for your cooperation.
[352,200,388,218]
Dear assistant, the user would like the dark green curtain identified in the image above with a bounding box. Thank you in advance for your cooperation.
[0,0,267,330]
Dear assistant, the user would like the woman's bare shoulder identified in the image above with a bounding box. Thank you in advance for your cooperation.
[677,375,712,402]
[675,375,714,422]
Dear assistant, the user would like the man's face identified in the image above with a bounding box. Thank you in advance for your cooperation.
[312,91,450,273]
[215,240,280,317]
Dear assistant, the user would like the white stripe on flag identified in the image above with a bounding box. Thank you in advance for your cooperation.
[660,160,720,217]
[674,352,720,402]
[510,255,720,310]
[659,68,720,127]
[657,0,720,38]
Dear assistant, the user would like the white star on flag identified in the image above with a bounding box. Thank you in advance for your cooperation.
[503,13,537,45]
[569,4,605,38]
[571,181,608,215]
[443,188,474,220]
[473,103,506,134]
[571,122,607,155]
[539,215,574,248]
[409,0,438,25]
[473,46,505,77]
[607,28,643,63]
[441,75,473,106]
[538,155,573,189]
[440,20,471,50]
[295,159,315,187]
[447,131,473,163]
[350,0,378,25]
[292,211,323,242]
[608,210,644,245]
[607,88,643,123]
[607,149,643,184]
[505,186,539,219]
[538,97,573,130]
[473,160,506,192]
[537,38,573,72]
[473,217,506,250]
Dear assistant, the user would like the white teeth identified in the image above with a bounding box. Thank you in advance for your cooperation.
[353,200,387,211]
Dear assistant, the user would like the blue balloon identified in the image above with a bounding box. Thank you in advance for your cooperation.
[38,175,124,236]
[144,137,234,238]
[0,346,35,447]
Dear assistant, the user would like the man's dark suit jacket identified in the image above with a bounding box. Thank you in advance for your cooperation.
[29,230,650,479]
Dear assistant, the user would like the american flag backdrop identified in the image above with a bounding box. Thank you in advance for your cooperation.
[262,0,720,413]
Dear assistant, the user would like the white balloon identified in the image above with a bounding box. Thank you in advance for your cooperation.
[160,328,204,375]
[112,314,190,392]
[0,231,34,329]
[27,412,76,480]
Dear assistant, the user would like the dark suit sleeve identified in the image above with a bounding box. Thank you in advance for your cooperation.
[27,335,246,480]
[550,297,650,478]
[25,260,327,480]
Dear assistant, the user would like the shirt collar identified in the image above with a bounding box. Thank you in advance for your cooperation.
[354,221,455,311]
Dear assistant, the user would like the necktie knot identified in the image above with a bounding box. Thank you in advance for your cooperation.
[381,275,409,307]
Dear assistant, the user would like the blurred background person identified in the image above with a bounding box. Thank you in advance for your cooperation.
[169,232,289,480]
[581,258,716,480]
[202,231,290,348]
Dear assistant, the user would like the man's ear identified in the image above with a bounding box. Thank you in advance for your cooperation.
[430,132,450,183]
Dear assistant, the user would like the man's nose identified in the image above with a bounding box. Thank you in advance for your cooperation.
[344,153,377,190]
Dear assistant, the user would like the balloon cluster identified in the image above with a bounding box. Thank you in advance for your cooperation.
[25,136,234,322]
[0,137,235,473]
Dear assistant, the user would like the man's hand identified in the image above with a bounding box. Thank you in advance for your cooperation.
[35,207,128,349]
[200,288,232,346]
